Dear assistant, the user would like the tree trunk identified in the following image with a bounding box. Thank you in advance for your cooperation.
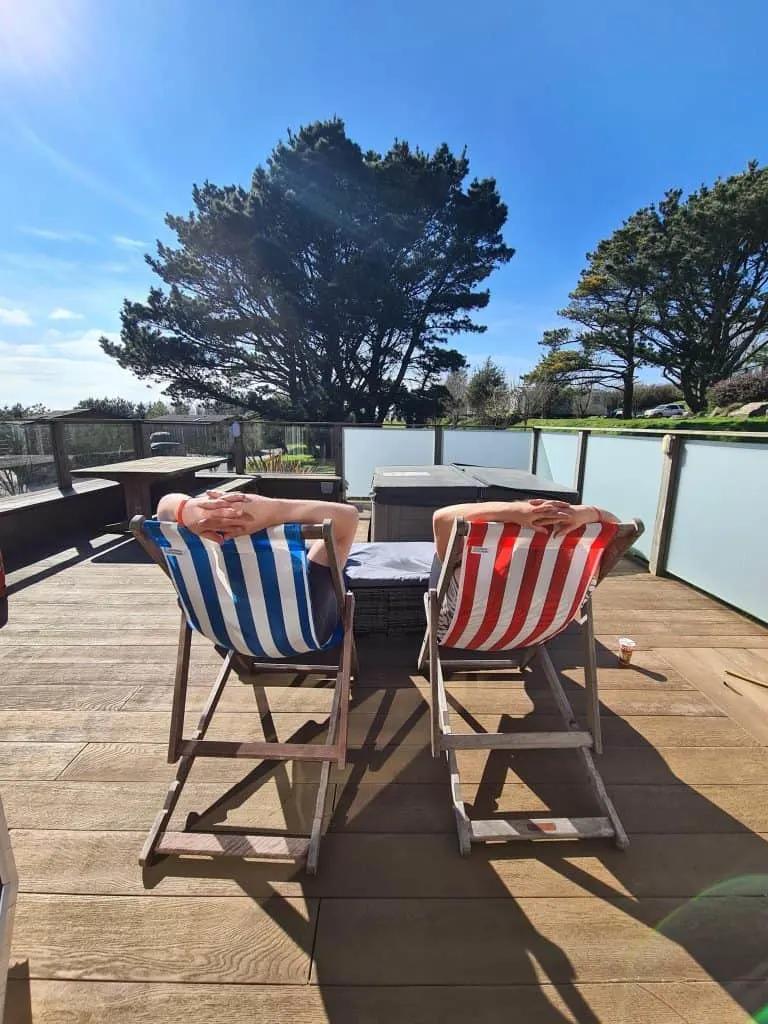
[622,368,635,418]
[680,378,705,414]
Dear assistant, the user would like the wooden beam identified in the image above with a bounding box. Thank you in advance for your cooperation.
[441,730,593,751]
[471,816,614,842]
[156,832,310,860]
[649,433,683,576]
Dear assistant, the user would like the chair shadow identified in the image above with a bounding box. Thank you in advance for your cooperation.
[462,640,768,1019]
[140,641,591,1022]
[87,629,768,1023]
[3,961,31,1024]
[4,533,128,596]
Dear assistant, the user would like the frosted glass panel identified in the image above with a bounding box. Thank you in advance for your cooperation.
[581,434,663,560]
[666,440,768,621]
[443,430,530,470]
[537,433,578,487]
[343,427,435,497]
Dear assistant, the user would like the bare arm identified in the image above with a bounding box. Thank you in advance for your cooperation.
[157,492,359,567]
[432,500,620,562]
[432,500,569,562]
[233,495,359,567]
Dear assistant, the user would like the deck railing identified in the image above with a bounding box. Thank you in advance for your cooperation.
[1,417,766,622]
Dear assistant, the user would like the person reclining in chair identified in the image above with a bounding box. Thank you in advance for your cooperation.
[431,499,620,634]
[156,490,359,646]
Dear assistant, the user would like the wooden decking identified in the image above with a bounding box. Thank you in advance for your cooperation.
[3,533,768,1023]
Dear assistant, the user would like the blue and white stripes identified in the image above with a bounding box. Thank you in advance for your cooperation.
[143,520,340,657]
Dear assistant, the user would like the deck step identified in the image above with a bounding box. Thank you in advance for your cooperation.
[442,730,593,751]
[470,816,614,842]
[156,832,310,860]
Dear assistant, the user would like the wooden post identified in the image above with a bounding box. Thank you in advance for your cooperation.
[50,420,72,490]
[330,423,344,479]
[649,433,683,576]
[333,424,346,500]
[574,430,589,500]
[232,422,246,474]
[131,420,146,459]
[529,427,541,474]
[433,425,444,466]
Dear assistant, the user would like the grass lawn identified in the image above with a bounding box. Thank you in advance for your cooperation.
[519,416,768,433]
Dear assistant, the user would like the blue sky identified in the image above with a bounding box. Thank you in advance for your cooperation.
[1,0,767,408]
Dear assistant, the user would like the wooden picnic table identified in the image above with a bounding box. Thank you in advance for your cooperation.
[71,455,226,517]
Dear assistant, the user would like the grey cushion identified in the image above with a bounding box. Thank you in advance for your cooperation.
[344,542,435,588]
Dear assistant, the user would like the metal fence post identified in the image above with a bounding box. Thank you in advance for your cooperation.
[50,420,72,490]
[433,425,444,466]
[574,430,589,500]
[649,433,683,576]
[529,427,541,474]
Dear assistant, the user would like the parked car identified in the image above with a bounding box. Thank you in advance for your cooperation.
[607,409,624,418]
[642,403,686,418]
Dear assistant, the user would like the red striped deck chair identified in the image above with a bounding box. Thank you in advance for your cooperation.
[131,515,356,875]
[418,516,643,855]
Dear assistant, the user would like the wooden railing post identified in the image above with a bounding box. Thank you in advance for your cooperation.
[330,424,344,480]
[433,425,444,466]
[574,430,589,500]
[529,427,541,474]
[131,420,146,459]
[50,420,72,490]
[232,422,246,474]
[649,433,683,576]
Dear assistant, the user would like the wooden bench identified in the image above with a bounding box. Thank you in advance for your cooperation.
[193,475,259,495]
[0,481,123,561]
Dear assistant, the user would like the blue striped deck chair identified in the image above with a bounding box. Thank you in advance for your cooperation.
[130,515,356,875]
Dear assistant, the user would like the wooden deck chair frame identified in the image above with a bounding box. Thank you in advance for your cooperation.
[418,517,643,856]
[130,515,357,875]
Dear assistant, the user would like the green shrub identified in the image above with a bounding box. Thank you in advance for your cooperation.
[708,371,768,408]
[282,453,315,466]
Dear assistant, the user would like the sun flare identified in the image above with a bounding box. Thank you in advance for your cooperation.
[0,0,84,77]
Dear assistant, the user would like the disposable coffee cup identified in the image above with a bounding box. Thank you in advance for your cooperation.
[618,637,636,665]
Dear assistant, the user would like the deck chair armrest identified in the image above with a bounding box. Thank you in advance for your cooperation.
[597,519,644,582]
[130,515,172,577]
[435,518,467,604]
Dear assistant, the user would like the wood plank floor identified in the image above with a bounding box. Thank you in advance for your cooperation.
[3,534,768,1024]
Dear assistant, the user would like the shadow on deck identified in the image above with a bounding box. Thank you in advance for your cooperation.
[3,535,768,1023]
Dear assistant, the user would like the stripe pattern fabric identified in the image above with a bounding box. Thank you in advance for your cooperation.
[439,521,618,651]
[143,520,341,657]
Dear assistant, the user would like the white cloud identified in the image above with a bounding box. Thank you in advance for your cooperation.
[0,305,33,326]
[113,235,148,249]
[48,307,84,321]
[0,329,165,406]
[0,251,80,277]
[20,226,95,243]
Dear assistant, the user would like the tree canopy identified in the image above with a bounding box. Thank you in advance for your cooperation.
[539,163,768,413]
[644,163,768,410]
[557,212,657,416]
[102,119,513,422]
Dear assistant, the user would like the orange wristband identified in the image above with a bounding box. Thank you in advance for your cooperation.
[176,498,189,526]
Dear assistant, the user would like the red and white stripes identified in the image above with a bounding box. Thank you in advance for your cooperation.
[440,520,617,651]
